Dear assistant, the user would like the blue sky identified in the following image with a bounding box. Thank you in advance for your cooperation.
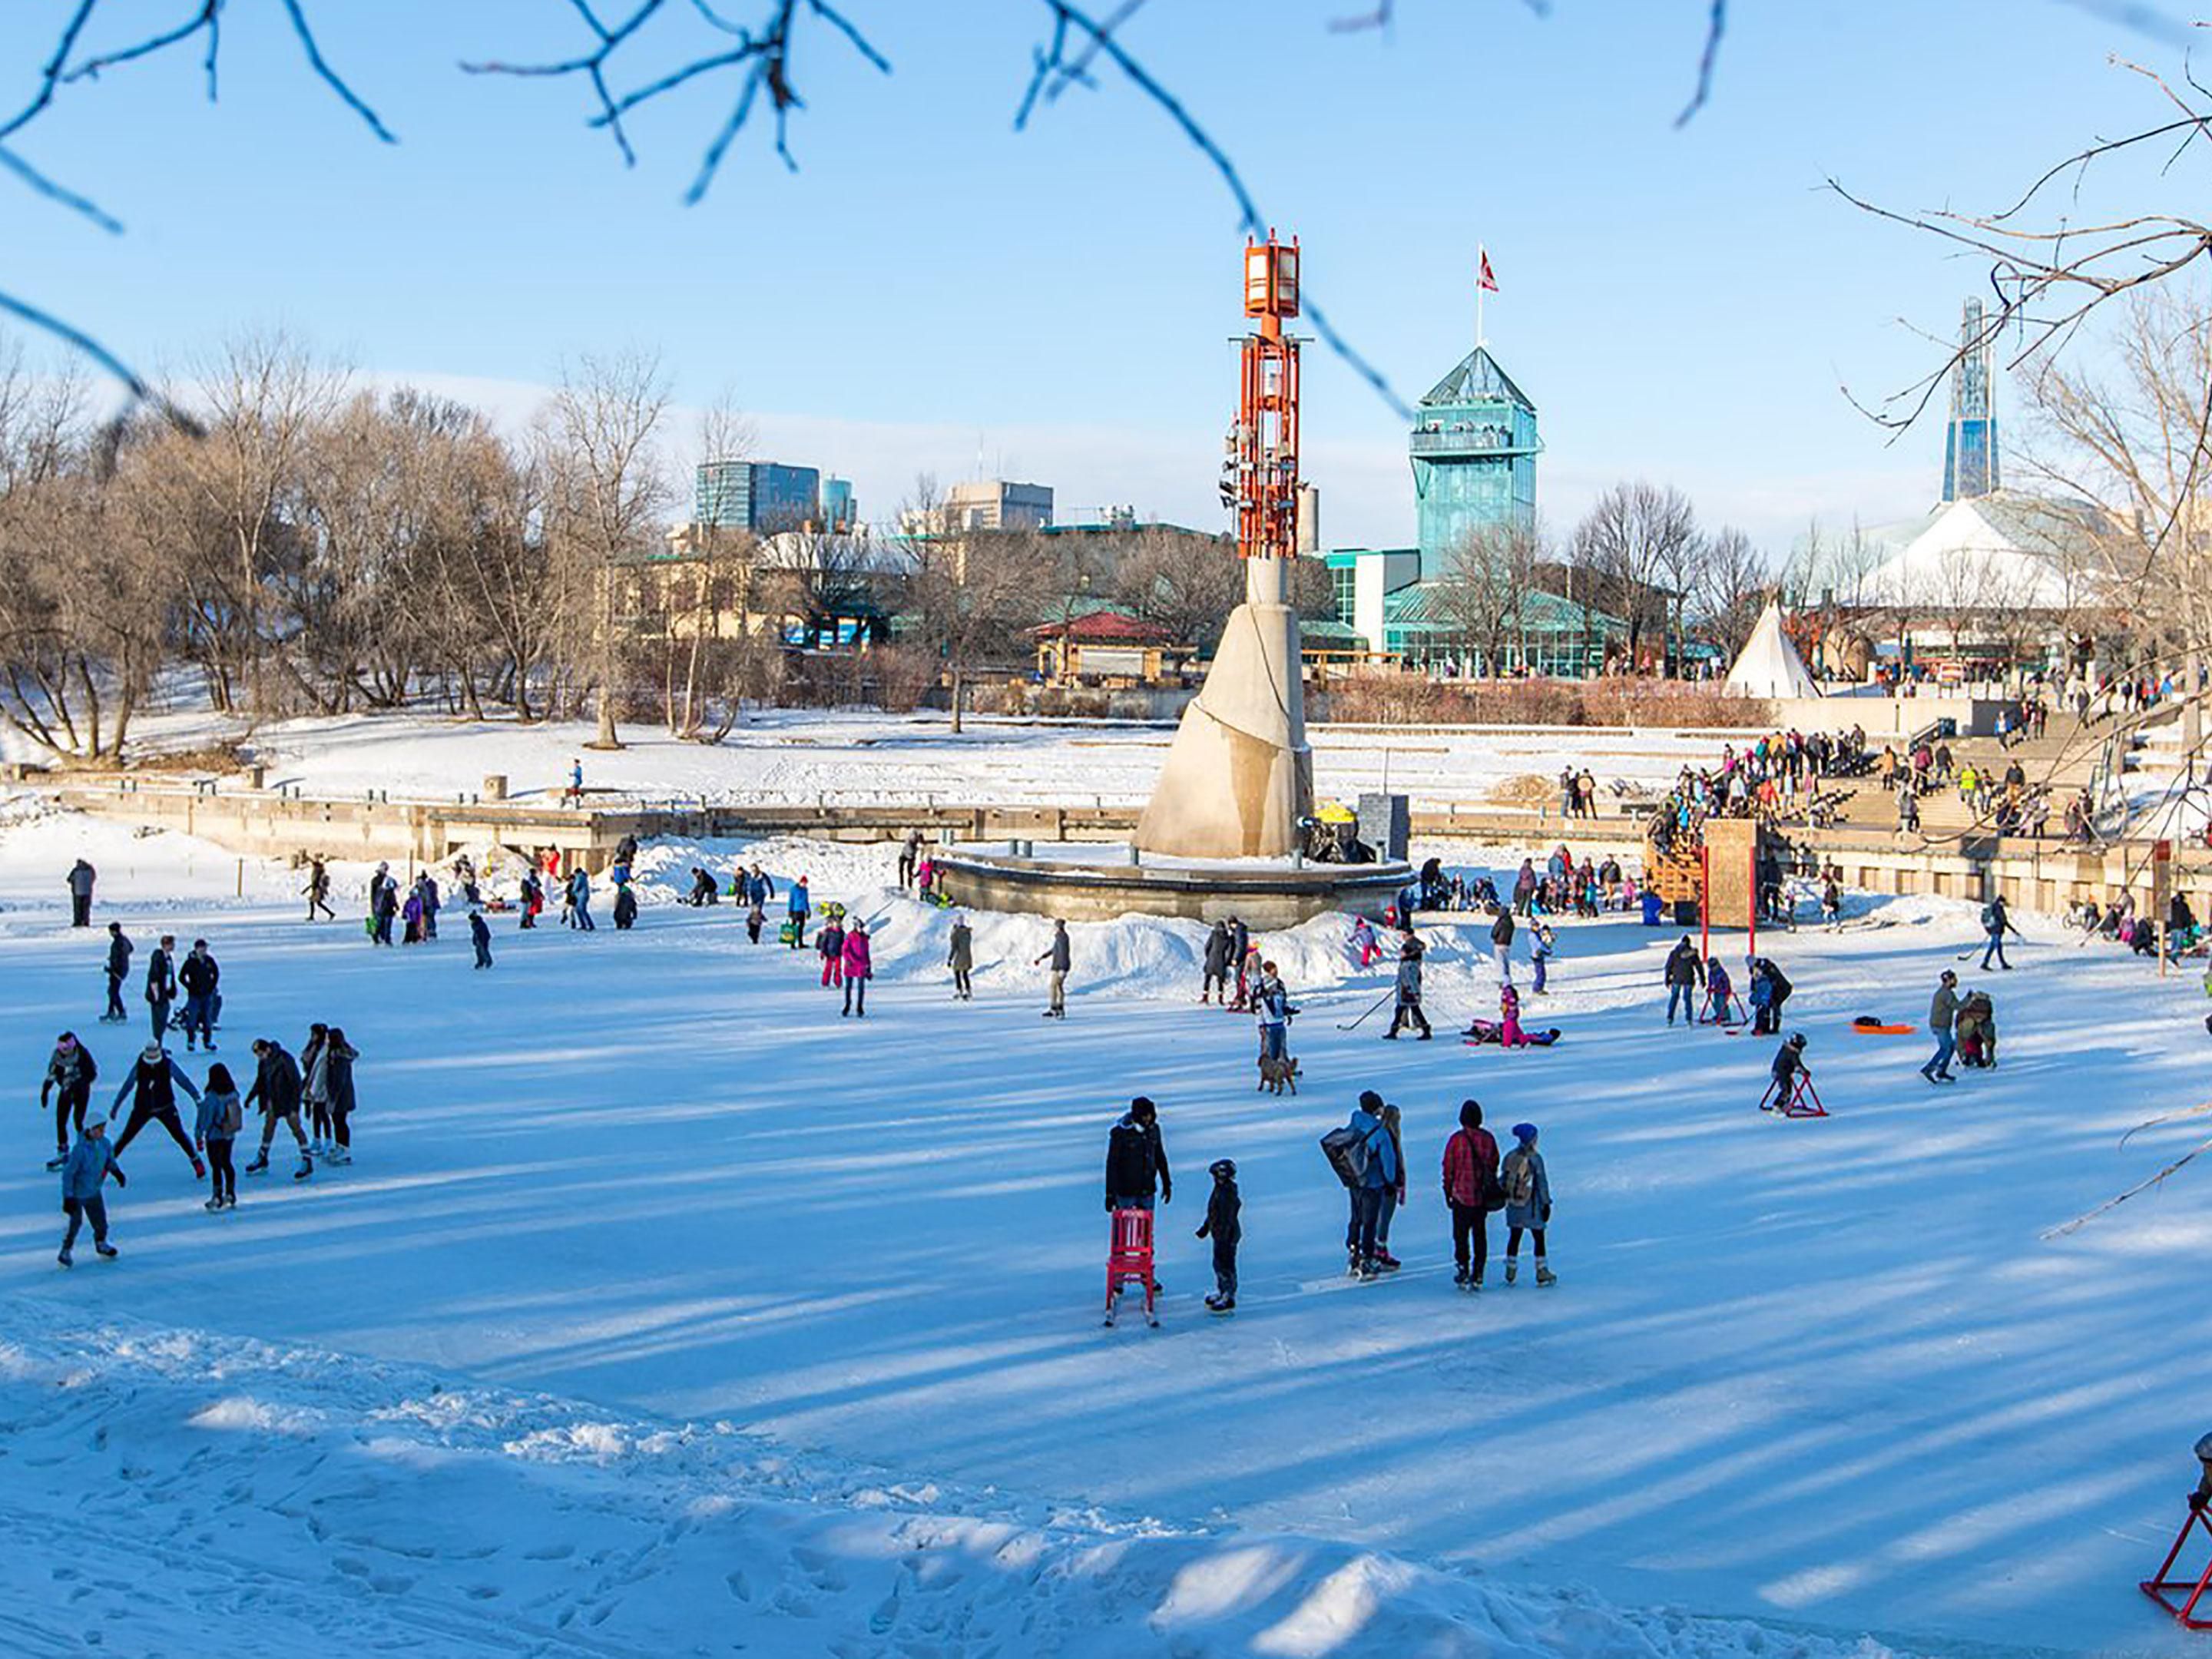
[0,1,2192,549]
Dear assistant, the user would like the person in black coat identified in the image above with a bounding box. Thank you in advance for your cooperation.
[470,907,494,968]
[1201,920,1232,1004]
[1104,1097,1171,1210]
[243,1038,310,1178]
[1663,935,1704,1027]
[104,923,133,1023]
[177,940,220,1051]
[1196,1158,1241,1312]
[144,935,177,1042]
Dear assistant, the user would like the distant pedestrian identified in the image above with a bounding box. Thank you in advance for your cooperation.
[1342,1090,1399,1279]
[323,1028,359,1166]
[948,912,974,999]
[57,1114,122,1267]
[66,858,95,927]
[194,1061,243,1210]
[1201,919,1232,1005]
[470,906,494,968]
[103,922,132,1023]
[818,911,846,988]
[301,1024,333,1151]
[519,870,543,929]
[568,866,595,931]
[303,857,336,921]
[612,881,638,930]
[565,757,584,807]
[1035,919,1071,1018]
[1489,904,1515,986]
[1500,1123,1555,1286]
[786,876,811,949]
[1197,1157,1240,1313]
[746,895,765,944]
[1528,922,1555,995]
[897,828,922,889]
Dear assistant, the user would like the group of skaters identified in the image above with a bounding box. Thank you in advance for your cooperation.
[1659,936,1793,1032]
[1103,1091,1557,1316]
[45,1014,362,1265]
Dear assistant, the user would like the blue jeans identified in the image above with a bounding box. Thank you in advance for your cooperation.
[183,993,215,1044]
[1259,1024,1286,1062]
[1532,955,1548,993]
[1349,1186,1386,1263]
[1667,984,1694,1024]
[1925,1028,1956,1078]
[1981,931,2008,969]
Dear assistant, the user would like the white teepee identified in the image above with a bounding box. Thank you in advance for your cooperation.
[1722,601,1820,700]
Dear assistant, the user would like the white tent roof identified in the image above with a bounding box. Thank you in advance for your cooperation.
[1723,601,1820,700]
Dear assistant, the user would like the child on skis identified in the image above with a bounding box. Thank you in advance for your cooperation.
[194,1061,243,1210]
[58,1113,123,1267]
[1197,1157,1240,1313]
[1499,1124,1555,1286]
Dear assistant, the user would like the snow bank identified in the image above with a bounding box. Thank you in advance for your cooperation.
[0,1306,1921,1658]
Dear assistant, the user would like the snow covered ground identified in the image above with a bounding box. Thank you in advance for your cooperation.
[1,797,2209,1656]
[22,706,1731,813]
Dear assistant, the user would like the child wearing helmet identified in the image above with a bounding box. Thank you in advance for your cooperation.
[1767,1031,1810,1111]
[1197,1157,1241,1313]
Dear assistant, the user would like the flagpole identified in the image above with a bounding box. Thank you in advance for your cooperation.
[1476,247,1485,351]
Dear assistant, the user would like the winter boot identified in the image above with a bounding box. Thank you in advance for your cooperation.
[245,1154,269,1175]
[204,1197,223,1212]
[1535,1262,1557,1287]
[293,1158,313,1181]
[46,1152,67,1171]
[94,1240,117,1258]
[1505,1258,1519,1286]
[1375,1250,1402,1273]
[1452,1267,1470,1288]
[57,1247,71,1268]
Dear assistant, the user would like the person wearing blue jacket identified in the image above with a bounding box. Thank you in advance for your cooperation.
[109,1043,205,1178]
[1500,1122,1556,1287]
[786,876,811,949]
[58,1114,124,1266]
[1344,1090,1400,1280]
[567,866,595,931]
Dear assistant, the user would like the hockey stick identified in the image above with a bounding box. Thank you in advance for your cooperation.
[2041,1134,2212,1239]
[1336,989,1395,1031]
[2120,1098,2212,1149]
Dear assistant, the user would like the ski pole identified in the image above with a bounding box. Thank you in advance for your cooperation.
[1336,989,1394,1031]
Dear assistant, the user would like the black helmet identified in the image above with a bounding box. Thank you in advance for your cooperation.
[1788,1031,1808,1048]
[1209,1158,1237,1181]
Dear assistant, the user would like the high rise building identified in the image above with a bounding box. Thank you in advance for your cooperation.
[945,479,1054,532]
[821,476,856,533]
[1409,346,1541,561]
[694,460,822,533]
[1942,296,2000,502]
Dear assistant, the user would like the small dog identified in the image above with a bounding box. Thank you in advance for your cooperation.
[1257,1052,1300,1095]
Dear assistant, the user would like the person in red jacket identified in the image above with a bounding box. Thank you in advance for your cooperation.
[1442,1098,1500,1291]
[841,918,873,1018]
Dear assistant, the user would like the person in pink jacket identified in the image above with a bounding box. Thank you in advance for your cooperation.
[1498,982,1530,1048]
[841,919,873,1018]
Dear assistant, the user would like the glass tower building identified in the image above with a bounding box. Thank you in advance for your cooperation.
[1409,346,1541,561]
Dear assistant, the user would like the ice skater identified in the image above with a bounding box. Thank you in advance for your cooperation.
[67,858,95,927]
[177,939,220,1051]
[1442,1099,1500,1290]
[1197,1158,1240,1313]
[57,1114,123,1267]
[40,1031,98,1171]
[243,1036,313,1180]
[1383,936,1431,1040]
[1035,919,1071,1018]
[304,857,336,921]
[1664,934,1702,1026]
[1980,892,2019,970]
[947,912,973,999]
[1763,1032,1811,1114]
[144,934,177,1042]
[1500,1122,1555,1286]
[103,922,132,1023]
[109,1041,205,1181]
[470,906,494,967]
[842,918,873,1018]
[194,1061,243,1210]
[1922,969,1960,1085]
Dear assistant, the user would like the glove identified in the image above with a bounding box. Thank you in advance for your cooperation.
[111,1167,127,1187]
[1104,1197,1114,1212]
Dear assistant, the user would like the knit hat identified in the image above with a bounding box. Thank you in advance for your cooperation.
[141,1043,163,1062]
[1512,1121,1538,1143]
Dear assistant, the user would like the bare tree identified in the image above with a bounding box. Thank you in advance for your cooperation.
[544,349,672,749]
[1695,525,1770,663]
[900,477,1034,733]
[1571,482,1698,673]
[1428,518,1543,675]
[1110,527,1242,652]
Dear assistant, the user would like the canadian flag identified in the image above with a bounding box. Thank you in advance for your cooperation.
[1478,247,1498,293]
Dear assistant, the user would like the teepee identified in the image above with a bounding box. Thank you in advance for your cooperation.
[1722,601,1820,700]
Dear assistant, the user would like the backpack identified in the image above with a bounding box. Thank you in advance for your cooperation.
[1319,1123,1372,1190]
[1501,1147,1536,1207]
[1979,903,1995,930]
